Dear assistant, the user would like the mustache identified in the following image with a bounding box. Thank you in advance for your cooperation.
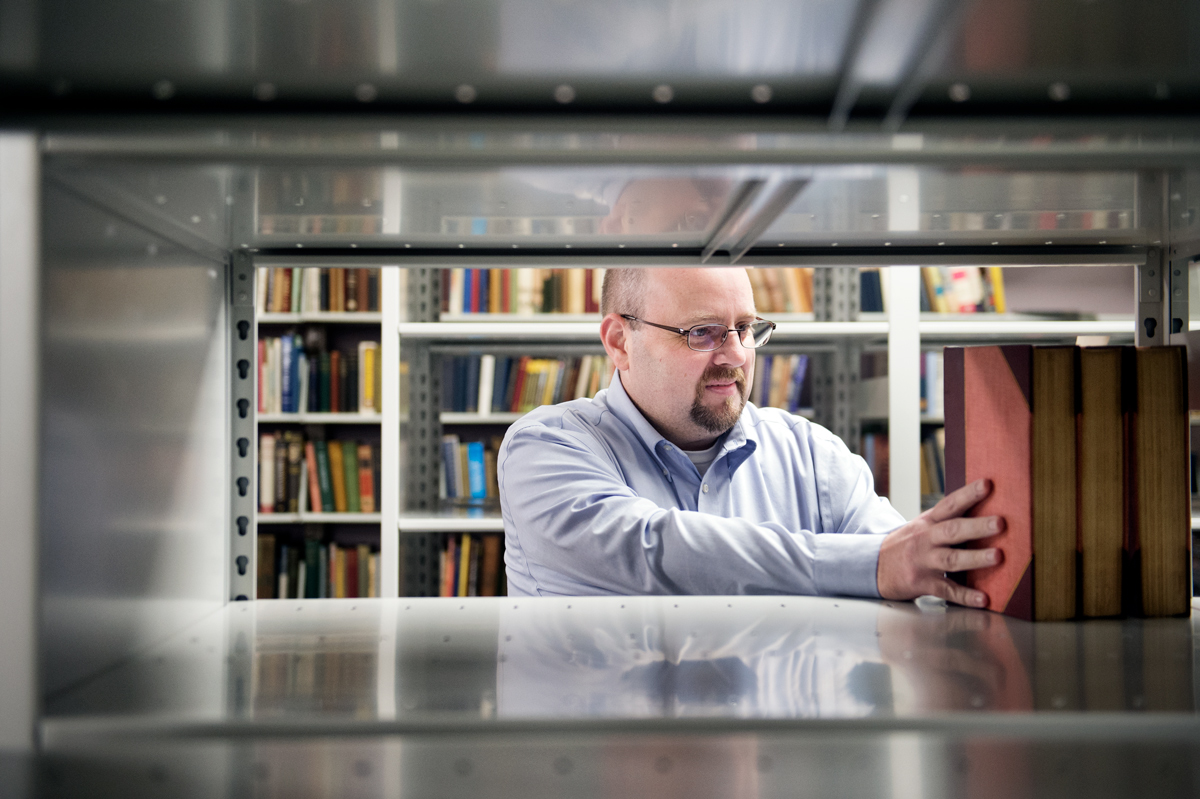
[701,366,747,391]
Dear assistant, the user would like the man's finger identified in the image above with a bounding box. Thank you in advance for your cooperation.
[930,576,988,608]
[926,479,991,524]
[931,515,1005,547]
[928,545,1002,573]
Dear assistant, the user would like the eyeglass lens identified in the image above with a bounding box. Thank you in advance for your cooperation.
[687,321,774,351]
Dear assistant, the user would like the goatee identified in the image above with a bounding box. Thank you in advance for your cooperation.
[690,366,748,434]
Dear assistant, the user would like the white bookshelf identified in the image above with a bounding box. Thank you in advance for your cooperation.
[254,268,402,599]
[398,511,505,533]
[258,412,382,424]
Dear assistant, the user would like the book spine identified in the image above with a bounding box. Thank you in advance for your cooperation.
[314,439,335,512]
[343,439,361,513]
[467,441,486,499]
[457,535,472,597]
[304,442,322,512]
[477,354,495,415]
[257,533,276,599]
[305,539,320,598]
[358,443,376,513]
[328,439,348,512]
[259,433,276,513]
[941,347,966,495]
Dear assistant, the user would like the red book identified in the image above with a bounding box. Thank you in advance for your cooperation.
[357,443,375,513]
[345,545,359,598]
[508,356,531,413]
[944,345,1078,621]
[330,350,341,412]
[501,269,512,314]
[470,269,481,313]
[305,441,323,512]
[584,270,597,313]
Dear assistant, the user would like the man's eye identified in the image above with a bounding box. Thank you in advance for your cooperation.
[689,326,722,340]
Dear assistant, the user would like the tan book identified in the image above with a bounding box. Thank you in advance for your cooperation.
[747,268,771,313]
[1130,346,1190,617]
[566,269,586,314]
[328,440,348,512]
[1079,347,1125,617]
[761,269,786,313]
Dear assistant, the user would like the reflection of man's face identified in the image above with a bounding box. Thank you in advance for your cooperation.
[601,179,719,235]
[621,268,756,450]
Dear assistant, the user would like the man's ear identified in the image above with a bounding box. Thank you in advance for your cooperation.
[599,313,632,372]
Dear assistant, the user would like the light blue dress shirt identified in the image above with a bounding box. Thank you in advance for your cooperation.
[498,371,905,598]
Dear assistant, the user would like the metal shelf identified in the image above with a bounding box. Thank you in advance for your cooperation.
[257,513,382,524]
[919,319,1135,341]
[398,512,504,533]
[441,412,525,424]
[258,413,381,424]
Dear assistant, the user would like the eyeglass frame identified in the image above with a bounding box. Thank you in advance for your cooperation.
[619,314,777,352]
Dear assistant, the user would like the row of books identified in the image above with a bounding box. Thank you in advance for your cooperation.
[918,209,1131,233]
[258,336,381,415]
[257,535,379,599]
[921,266,1006,313]
[259,432,379,514]
[441,434,501,502]
[442,268,604,315]
[441,354,614,414]
[749,354,810,413]
[438,534,506,597]
[947,344,1189,621]
[747,268,814,314]
[920,429,947,497]
[257,267,381,313]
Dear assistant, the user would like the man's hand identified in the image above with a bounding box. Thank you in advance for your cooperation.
[876,479,1004,608]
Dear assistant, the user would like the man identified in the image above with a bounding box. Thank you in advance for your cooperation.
[497,267,1003,605]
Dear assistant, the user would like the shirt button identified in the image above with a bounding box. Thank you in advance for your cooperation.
[662,469,669,476]
[702,484,709,494]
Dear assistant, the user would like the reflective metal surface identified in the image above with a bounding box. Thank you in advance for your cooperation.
[38,182,229,698]
[35,596,1200,797]
[3,0,1198,121]
[44,596,1199,725]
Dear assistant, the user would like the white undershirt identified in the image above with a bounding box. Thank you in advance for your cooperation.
[683,436,725,477]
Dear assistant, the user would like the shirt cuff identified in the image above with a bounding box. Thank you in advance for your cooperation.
[812,533,885,598]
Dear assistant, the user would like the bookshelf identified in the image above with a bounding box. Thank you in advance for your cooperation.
[253,266,401,600]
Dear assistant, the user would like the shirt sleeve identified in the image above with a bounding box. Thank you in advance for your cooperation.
[499,421,891,598]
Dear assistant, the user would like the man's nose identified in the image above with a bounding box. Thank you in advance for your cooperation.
[712,329,749,366]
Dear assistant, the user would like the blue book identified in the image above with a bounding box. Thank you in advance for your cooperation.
[464,269,474,313]
[491,356,511,411]
[479,270,490,313]
[464,356,481,414]
[441,434,461,498]
[466,441,486,499]
[787,355,809,413]
[291,335,303,413]
[280,335,294,413]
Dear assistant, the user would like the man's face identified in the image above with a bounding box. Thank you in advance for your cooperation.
[619,268,757,450]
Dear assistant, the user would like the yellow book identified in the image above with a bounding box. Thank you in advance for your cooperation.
[457,535,472,597]
[328,441,348,512]
[333,546,345,598]
[542,360,560,406]
[358,341,378,413]
[566,269,586,314]
[987,266,1007,313]
[489,268,503,313]
[368,552,379,598]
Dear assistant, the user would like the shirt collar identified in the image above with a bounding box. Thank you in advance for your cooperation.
[604,370,756,469]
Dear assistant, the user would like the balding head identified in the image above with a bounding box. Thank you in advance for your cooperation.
[599,268,648,319]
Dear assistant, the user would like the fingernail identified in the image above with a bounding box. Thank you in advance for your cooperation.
[974,594,987,607]
[976,480,986,494]
[987,550,999,564]
[988,518,1000,533]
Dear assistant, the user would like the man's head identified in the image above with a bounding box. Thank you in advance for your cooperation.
[599,268,757,450]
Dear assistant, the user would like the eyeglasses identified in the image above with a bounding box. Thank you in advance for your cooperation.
[621,315,777,352]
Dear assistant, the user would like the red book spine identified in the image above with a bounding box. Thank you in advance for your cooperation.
[470,269,481,313]
[509,356,530,413]
[345,546,359,598]
[305,442,322,512]
[330,350,341,413]
[502,269,512,313]
[584,270,596,313]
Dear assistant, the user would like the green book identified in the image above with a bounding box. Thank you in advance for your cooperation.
[304,538,321,598]
[313,439,335,512]
[342,440,361,512]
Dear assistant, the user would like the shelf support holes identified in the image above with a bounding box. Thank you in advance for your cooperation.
[1143,317,1158,339]
[237,437,249,457]
[237,359,250,379]
[237,399,250,418]
[237,320,250,340]
[236,477,249,497]
[236,516,249,536]
[236,555,248,576]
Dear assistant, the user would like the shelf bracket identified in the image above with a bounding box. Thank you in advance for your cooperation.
[229,251,257,601]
